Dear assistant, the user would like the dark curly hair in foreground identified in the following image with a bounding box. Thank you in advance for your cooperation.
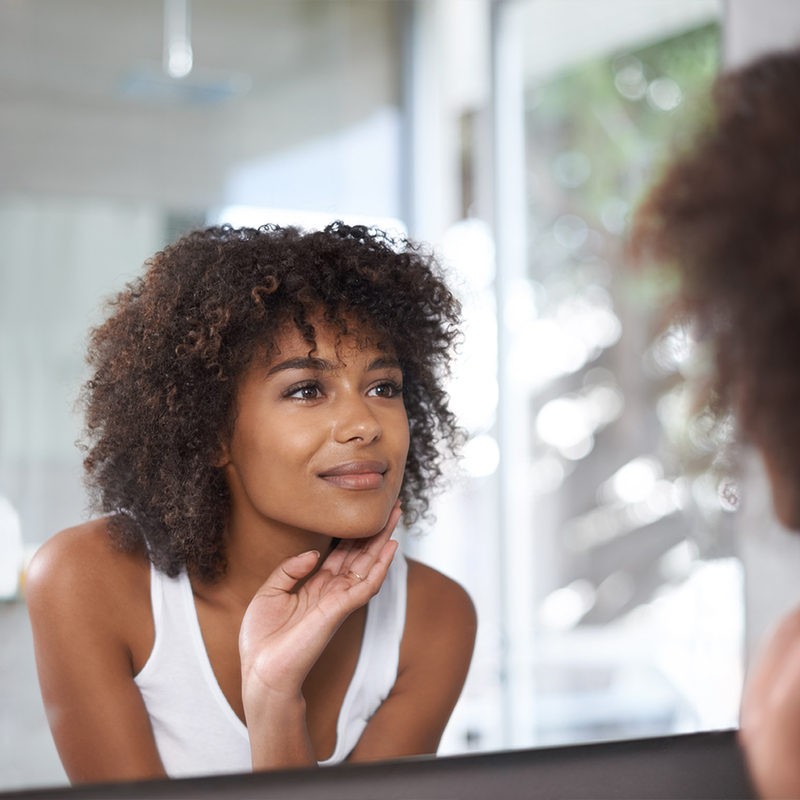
[83,223,462,581]
[632,49,800,496]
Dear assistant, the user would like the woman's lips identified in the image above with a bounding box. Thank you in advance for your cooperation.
[319,461,387,490]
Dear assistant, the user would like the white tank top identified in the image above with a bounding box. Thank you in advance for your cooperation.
[134,554,408,778]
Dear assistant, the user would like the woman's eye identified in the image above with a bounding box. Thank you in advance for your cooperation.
[287,384,321,400]
[369,381,402,398]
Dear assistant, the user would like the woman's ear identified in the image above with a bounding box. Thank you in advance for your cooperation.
[213,438,231,468]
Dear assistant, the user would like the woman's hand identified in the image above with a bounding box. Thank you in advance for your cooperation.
[238,503,401,768]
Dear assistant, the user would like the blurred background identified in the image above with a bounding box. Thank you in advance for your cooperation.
[1,0,799,792]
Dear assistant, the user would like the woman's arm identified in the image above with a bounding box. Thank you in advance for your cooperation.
[347,559,477,761]
[25,521,167,783]
[239,505,402,771]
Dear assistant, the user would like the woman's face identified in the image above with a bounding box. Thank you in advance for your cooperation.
[219,319,409,541]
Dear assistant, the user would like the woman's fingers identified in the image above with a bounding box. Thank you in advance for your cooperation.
[351,538,398,585]
[256,550,320,597]
[383,499,403,533]
[340,502,402,573]
[241,526,400,698]
[322,501,402,578]
[344,537,398,589]
[321,536,355,574]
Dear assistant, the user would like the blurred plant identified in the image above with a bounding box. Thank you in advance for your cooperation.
[523,23,727,622]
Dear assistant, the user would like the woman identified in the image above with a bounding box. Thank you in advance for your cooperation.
[26,222,476,783]
[632,49,800,799]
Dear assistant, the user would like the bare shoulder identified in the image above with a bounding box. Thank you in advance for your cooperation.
[27,517,148,598]
[765,604,800,656]
[741,603,800,747]
[744,604,800,699]
[403,558,477,660]
[740,604,800,798]
[406,557,476,620]
[26,520,166,780]
[26,517,151,653]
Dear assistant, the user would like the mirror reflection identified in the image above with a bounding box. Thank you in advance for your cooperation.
[1,0,737,792]
[25,222,476,782]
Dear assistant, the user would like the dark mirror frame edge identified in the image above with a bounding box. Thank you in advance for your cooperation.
[0,730,755,800]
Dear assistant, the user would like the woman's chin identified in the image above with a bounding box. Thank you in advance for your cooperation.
[322,513,393,540]
[328,525,386,541]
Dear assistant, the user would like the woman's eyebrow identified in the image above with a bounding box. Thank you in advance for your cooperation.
[267,356,332,375]
[367,357,401,371]
[267,355,401,376]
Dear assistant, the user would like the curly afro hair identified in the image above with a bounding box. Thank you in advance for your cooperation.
[82,222,462,581]
[632,49,800,489]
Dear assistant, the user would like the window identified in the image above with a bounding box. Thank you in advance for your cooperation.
[409,0,738,755]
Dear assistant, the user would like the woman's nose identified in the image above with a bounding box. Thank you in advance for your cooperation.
[333,394,382,444]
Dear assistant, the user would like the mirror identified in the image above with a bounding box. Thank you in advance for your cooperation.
[0,0,738,793]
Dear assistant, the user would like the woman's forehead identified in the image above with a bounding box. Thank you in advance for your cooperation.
[265,317,397,367]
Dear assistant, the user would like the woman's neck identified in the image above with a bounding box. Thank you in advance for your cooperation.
[209,512,335,607]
